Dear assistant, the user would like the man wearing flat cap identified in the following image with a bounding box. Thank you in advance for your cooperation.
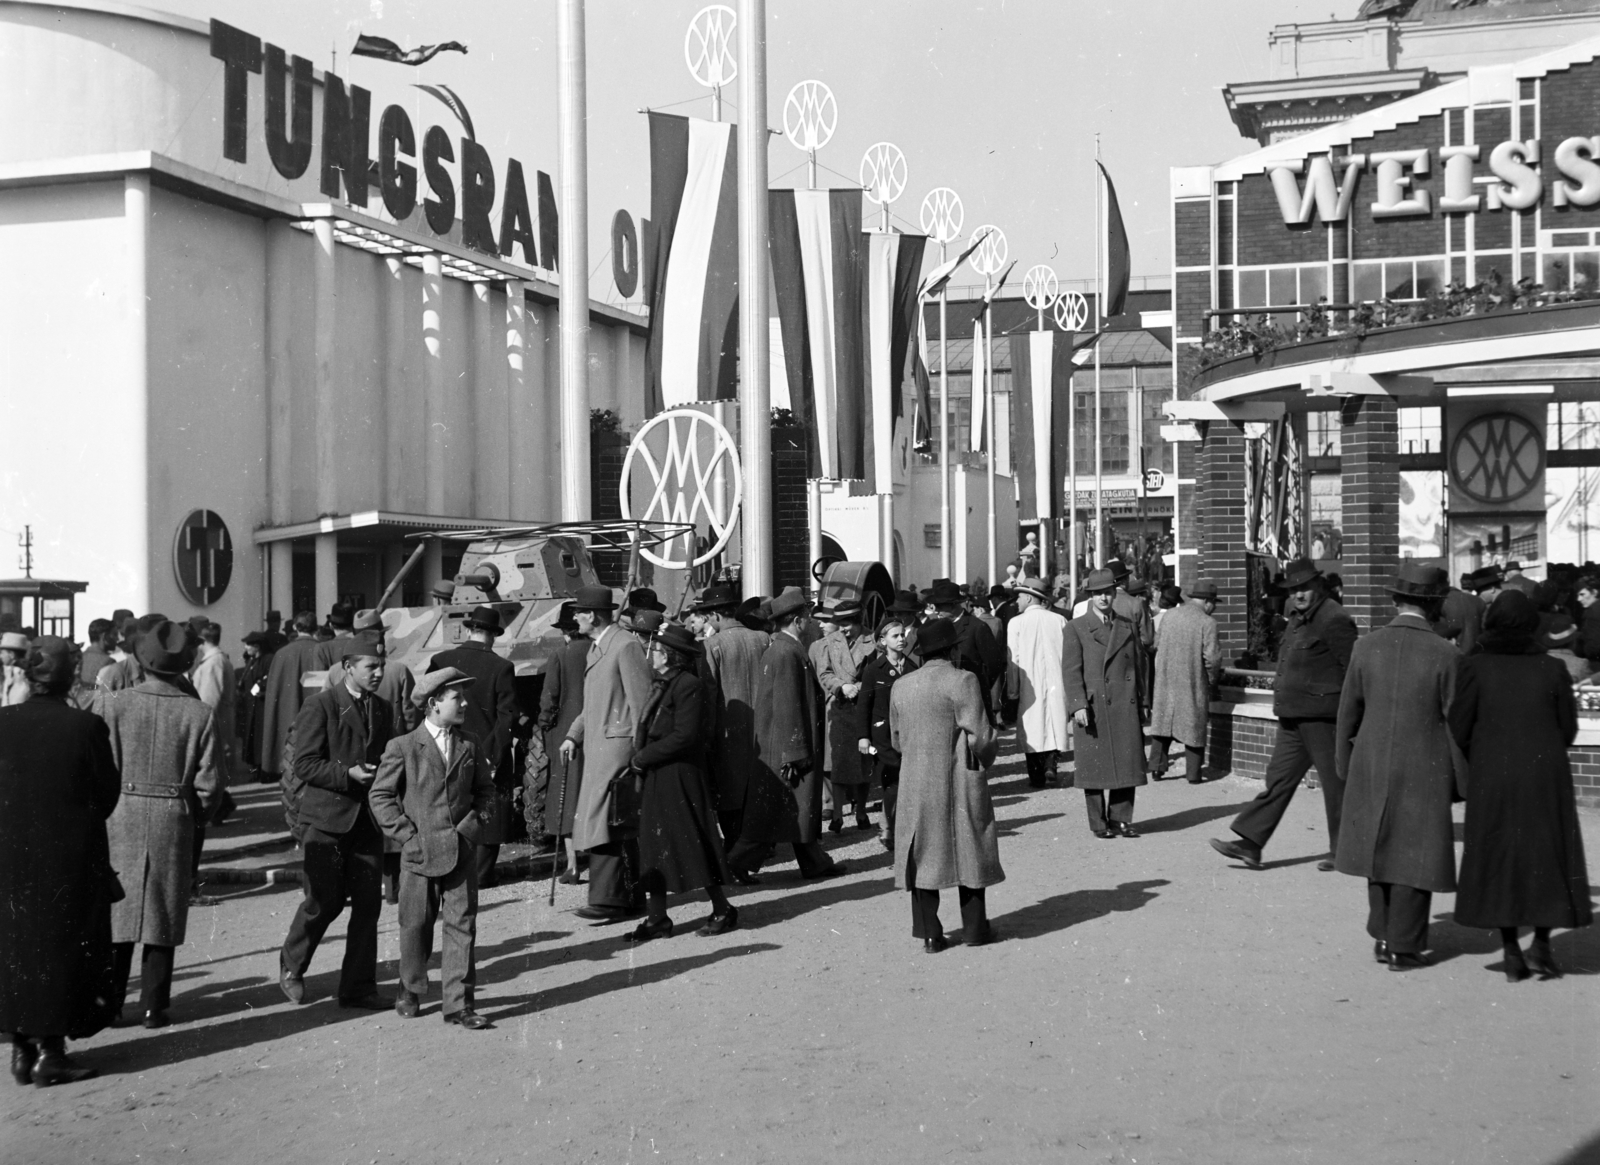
[94,621,221,1027]
[278,631,395,1010]
[1332,563,1461,970]
[1211,558,1357,872]
[1147,581,1222,784]
[811,600,877,833]
[427,605,519,888]
[1063,569,1150,837]
[370,668,496,1027]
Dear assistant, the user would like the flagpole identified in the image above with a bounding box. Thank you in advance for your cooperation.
[1068,318,1077,608]
[557,0,591,521]
[737,0,772,597]
[939,247,951,580]
[709,59,728,578]
[1093,137,1104,571]
[805,144,823,599]
[984,272,996,587]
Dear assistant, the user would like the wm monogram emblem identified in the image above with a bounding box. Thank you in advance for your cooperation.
[1449,412,1543,505]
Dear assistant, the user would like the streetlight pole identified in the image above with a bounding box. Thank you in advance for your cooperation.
[736,0,772,595]
[557,0,591,521]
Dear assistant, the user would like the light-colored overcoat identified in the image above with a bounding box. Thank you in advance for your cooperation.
[1147,600,1220,746]
[567,625,651,851]
[94,677,220,945]
[699,622,770,811]
[369,724,495,877]
[811,628,875,783]
[890,659,1002,890]
[1334,613,1462,893]
[1063,610,1148,790]
[1005,603,1069,753]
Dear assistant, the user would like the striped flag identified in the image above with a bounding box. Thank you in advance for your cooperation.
[645,113,740,414]
[769,190,866,479]
[863,231,927,494]
[1009,329,1076,523]
[911,314,934,453]
[969,319,986,453]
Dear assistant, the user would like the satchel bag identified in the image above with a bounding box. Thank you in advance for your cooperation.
[607,767,643,836]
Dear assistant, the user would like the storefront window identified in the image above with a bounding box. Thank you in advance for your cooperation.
[1236,264,1330,310]
[1352,257,1447,302]
[1139,368,1174,475]
[1074,371,1132,475]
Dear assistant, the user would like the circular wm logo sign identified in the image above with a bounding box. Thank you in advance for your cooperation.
[1449,412,1544,505]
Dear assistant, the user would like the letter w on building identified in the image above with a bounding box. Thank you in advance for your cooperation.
[1269,154,1367,225]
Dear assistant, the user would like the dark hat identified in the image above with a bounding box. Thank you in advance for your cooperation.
[342,631,385,660]
[1109,559,1130,581]
[988,585,1010,602]
[769,586,811,620]
[571,585,617,612]
[554,602,579,633]
[652,623,704,659]
[1390,561,1448,601]
[622,609,665,634]
[327,603,355,630]
[1482,589,1540,640]
[917,617,959,655]
[1083,568,1117,594]
[626,588,667,614]
[112,608,135,625]
[830,600,863,623]
[1281,559,1323,590]
[135,620,194,676]
[464,605,503,635]
[1126,578,1149,597]
[925,578,964,606]
[1188,580,1219,602]
[1505,560,1523,572]
[886,592,921,616]
[413,666,473,708]
[691,584,740,612]
[1464,564,1505,594]
[264,609,282,623]
[243,630,274,648]
[24,636,76,688]
[186,614,211,636]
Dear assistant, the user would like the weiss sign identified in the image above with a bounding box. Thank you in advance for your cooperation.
[1270,136,1600,225]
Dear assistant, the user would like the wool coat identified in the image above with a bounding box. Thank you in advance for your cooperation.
[1148,600,1221,746]
[323,659,418,733]
[856,651,918,767]
[1435,588,1485,654]
[753,630,825,844]
[0,697,121,1038]
[1273,593,1358,720]
[95,678,221,946]
[1334,613,1462,893]
[236,649,273,769]
[951,611,1005,709]
[1063,610,1149,790]
[191,642,237,769]
[369,724,495,877]
[289,683,395,837]
[538,635,589,835]
[1005,604,1070,754]
[633,669,731,893]
[890,659,1003,890]
[567,625,651,851]
[1449,650,1592,929]
[260,637,328,776]
[811,627,875,784]
[699,622,771,812]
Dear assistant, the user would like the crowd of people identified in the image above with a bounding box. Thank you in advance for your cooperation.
[0,555,1591,1085]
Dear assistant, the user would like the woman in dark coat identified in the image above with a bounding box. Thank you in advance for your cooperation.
[539,610,587,883]
[1450,590,1592,981]
[626,624,736,943]
[0,638,120,1085]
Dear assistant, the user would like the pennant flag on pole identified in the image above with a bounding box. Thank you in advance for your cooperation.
[645,113,740,414]
[918,227,991,300]
[1010,329,1078,524]
[911,313,934,453]
[1099,161,1131,319]
[969,319,986,454]
[863,231,928,494]
[769,189,866,479]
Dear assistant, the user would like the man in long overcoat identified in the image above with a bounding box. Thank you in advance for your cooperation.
[537,605,588,874]
[754,587,845,880]
[1063,569,1148,838]
[260,611,325,783]
[812,600,876,832]
[1147,580,1221,783]
[891,618,1001,951]
[1335,564,1462,970]
[427,605,519,888]
[561,585,651,922]
[1005,579,1069,789]
[94,622,220,1028]
[1210,560,1357,872]
[695,585,780,879]
[926,579,1004,717]
[0,638,120,1084]
[236,630,275,779]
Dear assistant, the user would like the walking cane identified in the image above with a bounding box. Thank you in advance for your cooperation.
[547,749,571,906]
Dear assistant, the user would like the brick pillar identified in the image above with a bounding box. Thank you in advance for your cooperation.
[1339,395,1400,633]
[1198,422,1249,663]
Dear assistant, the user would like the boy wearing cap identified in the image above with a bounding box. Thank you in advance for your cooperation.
[370,669,495,1027]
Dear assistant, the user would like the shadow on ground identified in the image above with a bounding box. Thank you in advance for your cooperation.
[996,879,1170,941]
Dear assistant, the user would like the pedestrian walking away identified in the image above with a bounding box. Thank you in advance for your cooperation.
[538,603,588,884]
[1147,580,1221,784]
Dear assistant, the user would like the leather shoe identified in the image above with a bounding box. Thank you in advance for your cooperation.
[394,992,420,1018]
[31,1040,96,1087]
[142,1010,170,1029]
[574,905,640,923]
[557,871,583,885]
[1208,837,1263,869]
[338,992,391,1011]
[1526,945,1564,980]
[279,965,306,1005]
[443,1008,493,1030]
[1387,951,1431,972]
[1093,828,1117,839]
[827,818,843,835]
[923,933,948,954]
[801,862,848,880]
[1316,858,1336,872]
[965,924,998,947]
[729,867,762,885]
[624,917,675,944]
[10,1040,34,1086]
[696,906,739,936]
[1115,823,1141,839]
[1373,940,1389,964]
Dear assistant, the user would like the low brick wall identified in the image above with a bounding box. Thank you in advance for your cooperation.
[1570,749,1600,810]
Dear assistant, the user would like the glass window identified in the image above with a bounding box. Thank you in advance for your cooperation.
[1352,262,1384,303]
[1307,410,1340,457]
[1141,385,1173,474]
[1237,269,1266,308]
[1385,261,1417,299]
[1576,250,1600,294]
[1074,389,1130,476]
[1398,406,1442,455]
[1300,265,1328,305]
[1268,267,1298,306]
[1415,258,1448,298]
[1551,402,1600,451]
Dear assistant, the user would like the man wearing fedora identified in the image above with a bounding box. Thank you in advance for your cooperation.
[1064,569,1150,837]
[925,579,1004,719]
[561,585,652,922]
[94,621,221,1027]
[279,630,394,1010]
[812,599,877,834]
[427,605,519,888]
[370,668,496,1027]
[754,587,846,880]
[1147,581,1222,784]
[1210,558,1358,872]
[1005,578,1070,790]
[1332,563,1461,970]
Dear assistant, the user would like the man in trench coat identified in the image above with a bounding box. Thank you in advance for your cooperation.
[561,585,652,922]
[1063,569,1149,838]
[891,618,1001,952]
[1147,580,1221,783]
[1334,563,1462,970]
[1005,579,1069,789]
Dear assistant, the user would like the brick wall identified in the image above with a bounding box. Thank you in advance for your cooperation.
[773,426,810,593]
[1339,396,1399,633]
[1197,423,1249,659]
[590,430,630,587]
[1570,747,1600,810]
[1206,710,1278,780]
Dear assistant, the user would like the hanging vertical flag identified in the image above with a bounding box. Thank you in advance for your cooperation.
[969,318,986,453]
[645,112,740,414]
[769,189,866,479]
[861,231,928,494]
[1099,161,1131,319]
[911,311,934,454]
[1011,328,1078,524]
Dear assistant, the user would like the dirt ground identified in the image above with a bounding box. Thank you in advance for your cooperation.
[3,736,1597,1165]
